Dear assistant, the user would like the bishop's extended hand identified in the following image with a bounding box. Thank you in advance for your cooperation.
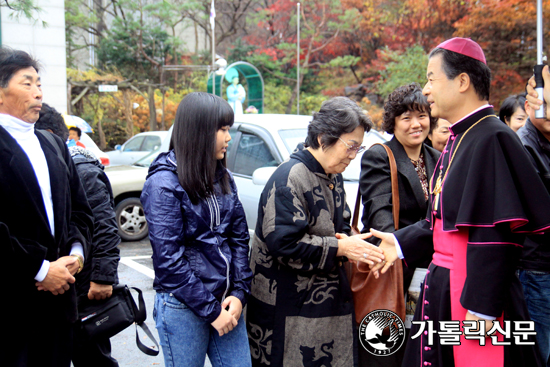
[369,228,399,278]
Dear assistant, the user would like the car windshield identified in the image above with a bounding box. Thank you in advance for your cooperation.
[80,133,100,150]
[278,128,387,182]
[344,130,388,181]
[279,129,308,154]
[133,150,161,167]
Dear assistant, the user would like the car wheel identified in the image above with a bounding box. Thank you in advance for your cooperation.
[115,197,148,241]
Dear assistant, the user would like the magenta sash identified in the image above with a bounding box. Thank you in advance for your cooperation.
[432,219,504,367]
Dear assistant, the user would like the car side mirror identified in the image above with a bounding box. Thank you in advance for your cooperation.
[115,145,122,151]
[252,167,277,185]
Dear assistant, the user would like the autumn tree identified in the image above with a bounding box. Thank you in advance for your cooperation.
[240,0,361,113]
[453,0,550,106]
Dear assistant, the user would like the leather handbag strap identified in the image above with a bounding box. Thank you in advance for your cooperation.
[353,143,400,231]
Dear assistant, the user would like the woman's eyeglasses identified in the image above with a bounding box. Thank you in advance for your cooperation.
[339,138,366,154]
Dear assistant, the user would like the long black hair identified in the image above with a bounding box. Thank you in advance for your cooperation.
[170,92,234,204]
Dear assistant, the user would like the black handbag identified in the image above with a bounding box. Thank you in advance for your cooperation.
[78,284,160,356]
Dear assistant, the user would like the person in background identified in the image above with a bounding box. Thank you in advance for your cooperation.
[141,92,253,367]
[526,64,550,120]
[499,93,528,132]
[516,97,550,366]
[370,37,550,367]
[359,83,440,367]
[247,97,385,366]
[428,118,452,152]
[35,104,121,367]
[34,103,70,141]
[69,126,86,148]
[0,47,92,367]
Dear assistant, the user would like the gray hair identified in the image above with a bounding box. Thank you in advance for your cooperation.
[305,97,372,150]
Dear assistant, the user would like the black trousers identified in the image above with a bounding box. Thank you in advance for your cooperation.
[72,323,119,367]
[3,317,74,367]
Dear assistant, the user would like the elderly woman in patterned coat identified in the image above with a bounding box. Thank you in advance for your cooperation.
[246,97,385,367]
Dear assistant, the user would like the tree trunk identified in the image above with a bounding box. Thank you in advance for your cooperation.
[97,117,106,150]
[285,86,298,114]
[148,85,156,131]
[94,92,106,149]
[161,89,166,131]
[67,83,72,115]
[123,89,134,139]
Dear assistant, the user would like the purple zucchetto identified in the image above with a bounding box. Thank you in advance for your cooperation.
[436,37,487,65]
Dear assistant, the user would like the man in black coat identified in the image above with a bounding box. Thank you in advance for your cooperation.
[36,103,121,367]
[516,98,550,366]
[0,47,93,366]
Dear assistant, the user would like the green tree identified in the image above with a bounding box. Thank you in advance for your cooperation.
[1,0,43,24]
[375,45,428,98]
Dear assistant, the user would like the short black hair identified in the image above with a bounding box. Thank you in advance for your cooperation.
[499,93,526,124]
[382,83,437,134]
[69,126,82,138]
[305,97,372,150]
[0,47,40,88]
[36,103,69,141]
[430,47,491,101]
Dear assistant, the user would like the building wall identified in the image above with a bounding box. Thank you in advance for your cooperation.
[1,0,68,113]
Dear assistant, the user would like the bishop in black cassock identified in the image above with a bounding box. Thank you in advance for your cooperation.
[370,38,550,367]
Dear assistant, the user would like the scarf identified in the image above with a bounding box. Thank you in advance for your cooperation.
[0,113,55,235]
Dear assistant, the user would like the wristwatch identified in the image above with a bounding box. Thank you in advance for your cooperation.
[71,254,84,274]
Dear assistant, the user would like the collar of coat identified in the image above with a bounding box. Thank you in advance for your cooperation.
[290,147,336,182]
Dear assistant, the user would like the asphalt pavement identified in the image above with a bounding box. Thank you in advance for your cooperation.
[109,237,213,367]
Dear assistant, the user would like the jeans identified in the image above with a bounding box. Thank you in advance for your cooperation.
[154,292,252,367]
[519,269,550,366]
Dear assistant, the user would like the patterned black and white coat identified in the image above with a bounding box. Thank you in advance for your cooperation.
[246,147,358,367]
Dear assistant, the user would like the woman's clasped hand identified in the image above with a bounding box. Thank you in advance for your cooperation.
[335,232,385,265]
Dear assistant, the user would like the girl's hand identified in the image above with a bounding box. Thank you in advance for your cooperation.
[221,296,243,321]
[211,309,238,336]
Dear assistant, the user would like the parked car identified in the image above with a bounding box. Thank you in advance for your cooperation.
[106,131,168,166]
[80,132,110,166]
[105,114,387,241]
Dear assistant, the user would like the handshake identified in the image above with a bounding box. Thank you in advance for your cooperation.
[335,229,398,278]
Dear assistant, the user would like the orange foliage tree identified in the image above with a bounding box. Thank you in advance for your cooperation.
[453,0,550,107]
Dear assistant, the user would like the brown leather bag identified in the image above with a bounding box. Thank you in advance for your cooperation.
[347,143,405,324]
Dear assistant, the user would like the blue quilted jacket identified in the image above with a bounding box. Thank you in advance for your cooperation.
[141,150,252,323]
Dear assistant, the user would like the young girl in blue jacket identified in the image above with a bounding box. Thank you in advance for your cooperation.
[141,92,253,367]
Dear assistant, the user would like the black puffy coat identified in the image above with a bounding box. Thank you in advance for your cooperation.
[141,150,252,323]
[70,147,120,295]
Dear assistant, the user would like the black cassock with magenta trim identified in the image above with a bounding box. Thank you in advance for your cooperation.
[394,107,550,367]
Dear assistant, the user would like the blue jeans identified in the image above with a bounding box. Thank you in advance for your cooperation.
[519,269,550,366]
[154,292,252,367]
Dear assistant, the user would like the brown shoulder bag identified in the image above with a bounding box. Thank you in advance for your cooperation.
[347,143,405,324]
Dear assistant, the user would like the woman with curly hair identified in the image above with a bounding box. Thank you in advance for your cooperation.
[358,83,440,367]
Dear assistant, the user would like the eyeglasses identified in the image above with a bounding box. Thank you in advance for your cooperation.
[338,138,365,154]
